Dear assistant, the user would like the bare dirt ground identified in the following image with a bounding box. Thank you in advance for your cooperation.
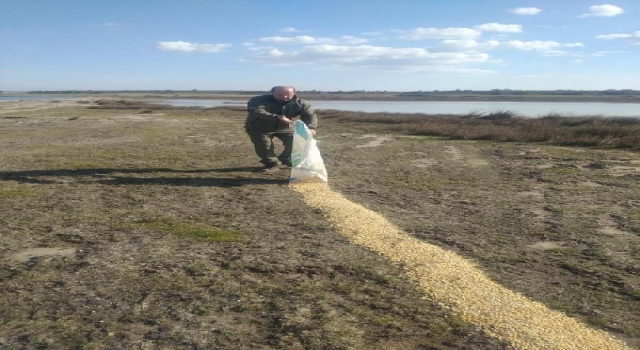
[0,100,638,349]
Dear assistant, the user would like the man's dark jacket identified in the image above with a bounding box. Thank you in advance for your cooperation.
[245,94,317,134]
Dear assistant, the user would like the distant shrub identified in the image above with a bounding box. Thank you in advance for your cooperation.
[479,110,519,120]
[462,110,484,119]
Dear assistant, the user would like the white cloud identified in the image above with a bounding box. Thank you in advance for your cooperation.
[432,39,500,52]
[243,42,270,51]
[341,36,369,44]
[510,7,542,15]
[255,35,369,45]
[592,50,627,56]
[541,50,570,57]
[257,36,335,44]
[243,44,494,72]
[155,41,232,53]
[596,31,640,45]
[416,67,496,74]
[280,27,300,33]
[579,4,624,17]
[242,26,591,74]
[396,27,481,40]
[438,39,482,51]
[267,49,285,57]
[475,23,523,33]
[573,59,583,63]
[506,40,561,50]
[505,40,583,51]
[305,45,490,64]
[597,34,629,40]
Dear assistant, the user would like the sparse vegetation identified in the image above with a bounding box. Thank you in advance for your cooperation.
[0,100,638,349]
[321,109,640,150]
[127,218,244,242]
[87,99,177,110]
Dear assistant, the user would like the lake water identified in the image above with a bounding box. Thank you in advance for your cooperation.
[3,95,639,118]
[157,99,640,118]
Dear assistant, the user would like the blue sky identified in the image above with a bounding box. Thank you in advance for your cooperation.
[1,0,639,91]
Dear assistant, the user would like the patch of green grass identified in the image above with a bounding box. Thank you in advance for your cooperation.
[128,219,244,242]
[544,204,563,214]
[190,303,212,316]
[55,160,111,169]
[547,247,568,254]
[397,135,446,141]
[0,188,34,198]
[541,166,578,175]
[586,316,609,328]
[549,301,572,311]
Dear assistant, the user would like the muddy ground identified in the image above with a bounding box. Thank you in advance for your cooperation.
[0,100,638,349]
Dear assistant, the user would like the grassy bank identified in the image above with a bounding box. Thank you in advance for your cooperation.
[0,100,638,349]
[322,110,640,151]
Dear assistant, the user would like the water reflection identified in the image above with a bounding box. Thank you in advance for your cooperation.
[2,95,638,118]
[157,99,640,118]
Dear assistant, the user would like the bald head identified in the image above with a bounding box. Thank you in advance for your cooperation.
[271,86,296,102]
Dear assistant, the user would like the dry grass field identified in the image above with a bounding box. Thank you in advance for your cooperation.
[0,99,638,349]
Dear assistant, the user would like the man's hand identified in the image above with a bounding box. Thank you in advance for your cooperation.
[309,129,317,136]
[277,115,292,124]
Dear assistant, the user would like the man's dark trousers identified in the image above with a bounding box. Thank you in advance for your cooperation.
[246,130,293,166]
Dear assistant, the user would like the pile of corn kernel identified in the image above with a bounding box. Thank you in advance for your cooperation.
[290,182,631,350]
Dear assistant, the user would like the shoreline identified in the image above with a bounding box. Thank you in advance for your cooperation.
[4,92,640,104]
[2,98,640,120]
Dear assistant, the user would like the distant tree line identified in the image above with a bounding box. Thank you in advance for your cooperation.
[26,90,266,94]
[398,89,640,96]
[26,89,640,96]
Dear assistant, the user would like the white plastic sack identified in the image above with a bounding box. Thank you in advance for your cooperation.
[289,120,328,183]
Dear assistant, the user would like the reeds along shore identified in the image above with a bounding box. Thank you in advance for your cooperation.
[321,110,640,151]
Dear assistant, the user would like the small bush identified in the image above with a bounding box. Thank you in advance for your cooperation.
[479,110,519,120]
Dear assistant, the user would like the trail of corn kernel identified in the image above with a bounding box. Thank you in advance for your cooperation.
[290,182,632,350]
